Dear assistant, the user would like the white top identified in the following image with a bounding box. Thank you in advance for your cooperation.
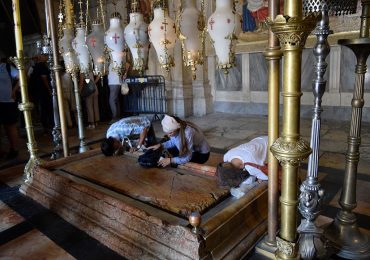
[107,63,121,85]
[223,136,268,180]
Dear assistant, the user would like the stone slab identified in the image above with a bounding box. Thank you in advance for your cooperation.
[58,154,228,217]
[20,151,268,259]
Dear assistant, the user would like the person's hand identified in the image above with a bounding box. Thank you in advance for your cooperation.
[148,143,161,150]
[129,147,138,153]
[158,157,171,167]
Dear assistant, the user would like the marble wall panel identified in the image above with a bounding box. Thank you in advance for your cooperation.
[215,54,242,91]
[340,46,370,93]
[250,52,267,91]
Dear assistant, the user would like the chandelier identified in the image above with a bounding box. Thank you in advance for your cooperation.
[124,0,149,74]
[87,2,107,77]
[208,0,242,74]
[177,0,205,80]
[105,11,126,76]
[72,0,92,77]
[148,0,177,73]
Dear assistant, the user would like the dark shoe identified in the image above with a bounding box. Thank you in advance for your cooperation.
[6,149,19,160]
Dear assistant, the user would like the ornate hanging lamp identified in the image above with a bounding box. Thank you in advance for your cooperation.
[207,0,242,74]
[124,0,149,74]
[87,6,107,76]
[72,0,92,78]
[177,0,205,80]
[59,0,88,153]
[105,10,126,76]
[148,0,177,73]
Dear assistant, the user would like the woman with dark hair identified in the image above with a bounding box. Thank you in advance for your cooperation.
[149,115,210,167]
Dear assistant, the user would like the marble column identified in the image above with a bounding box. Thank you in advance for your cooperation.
[192,59,213,116]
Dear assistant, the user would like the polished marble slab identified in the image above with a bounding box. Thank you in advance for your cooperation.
[0,229,75,259]
[0,201,24,233]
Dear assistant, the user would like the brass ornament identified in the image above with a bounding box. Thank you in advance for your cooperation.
[271,137,312,166]
[276,237,298,258]
[268,14,319,50]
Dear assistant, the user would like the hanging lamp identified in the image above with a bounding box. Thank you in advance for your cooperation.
[87,5,107,76]
[177,0,205,80]
[148,0,177,72]
[124,0,149,74]
[208,0,242,74]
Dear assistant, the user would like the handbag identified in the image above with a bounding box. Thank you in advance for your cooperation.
[121,82,129,95]
[81,80,96,98]
[138,148,163,168]
[216,162,249,188]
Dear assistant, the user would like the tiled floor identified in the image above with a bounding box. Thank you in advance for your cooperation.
[0,113,369,259]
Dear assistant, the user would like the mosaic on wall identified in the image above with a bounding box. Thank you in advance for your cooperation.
[238,0,363,42]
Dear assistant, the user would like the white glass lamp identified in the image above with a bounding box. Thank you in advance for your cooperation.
[125,11,149,74]
[87,21,107,76]
[178,0,205,79]
[148,5,177,72]
[59,27,79,74]
[208,0,241,73]
[105,13,126,76]
[72,27,92,75]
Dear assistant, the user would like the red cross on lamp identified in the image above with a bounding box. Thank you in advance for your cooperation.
[208,0,241,74]
[148,3,176,72]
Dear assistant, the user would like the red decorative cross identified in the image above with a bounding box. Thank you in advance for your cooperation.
[209,18,215,30]
[162,21,168,31]
[90,37,96,47]
[112,33,120,44]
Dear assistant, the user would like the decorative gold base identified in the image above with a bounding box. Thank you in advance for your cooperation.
[254,235,277,259]
[276,236,299,260]
[324,217,370,259]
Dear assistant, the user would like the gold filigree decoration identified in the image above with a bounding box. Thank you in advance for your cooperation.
[271,137,312,166]
[268,13,319,50]
[276,237,297,257]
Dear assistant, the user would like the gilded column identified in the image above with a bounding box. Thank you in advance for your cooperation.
[269,1,317,258]
[46,0,69,158]
[11,0,43,181]
[264,0,282,250]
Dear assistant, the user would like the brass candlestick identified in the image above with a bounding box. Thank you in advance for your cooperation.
[324,1,370,258]
[264,0,282,250]
[11,0,43,181]
[269,0,317,258]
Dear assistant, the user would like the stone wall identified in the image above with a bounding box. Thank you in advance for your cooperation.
[208,31,370,122]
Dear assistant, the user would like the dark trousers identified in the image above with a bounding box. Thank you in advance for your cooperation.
[167,147,210,164]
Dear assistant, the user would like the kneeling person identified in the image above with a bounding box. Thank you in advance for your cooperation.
[149,115,210,167]
[101,116,156,156]
[223,136,268,181]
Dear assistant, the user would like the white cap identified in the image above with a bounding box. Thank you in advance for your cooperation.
[161,115,180,133]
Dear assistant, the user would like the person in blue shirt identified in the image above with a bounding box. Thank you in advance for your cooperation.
[100,116,156,156]
[149,115,210,167]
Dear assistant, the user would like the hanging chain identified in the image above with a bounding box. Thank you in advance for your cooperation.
[58,0,64,40]
[85,0,89,35]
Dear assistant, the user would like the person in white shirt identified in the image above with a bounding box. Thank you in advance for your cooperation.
[223,136,268,181]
